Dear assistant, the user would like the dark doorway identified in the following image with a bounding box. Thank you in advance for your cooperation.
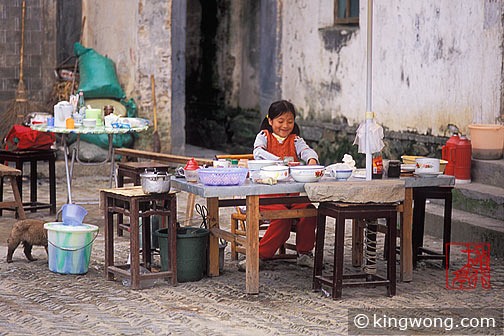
[56,0,81,66]
[185,0,224,149]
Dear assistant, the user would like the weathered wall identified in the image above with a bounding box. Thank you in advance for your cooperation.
[279,0,503,136]
[82,0,185,154]
[0,0,56,116]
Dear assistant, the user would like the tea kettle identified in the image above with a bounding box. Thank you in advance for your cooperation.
[54,101,74,128]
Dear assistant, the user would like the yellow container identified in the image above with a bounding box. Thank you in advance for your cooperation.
[468,124,504,160]
[401,156,448,173]
[85,108,103,126]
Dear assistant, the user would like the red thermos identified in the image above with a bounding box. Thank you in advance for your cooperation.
[442,133,459,176]
[454,135,472,184]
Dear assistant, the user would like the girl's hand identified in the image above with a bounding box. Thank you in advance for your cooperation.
[307,158,318,165]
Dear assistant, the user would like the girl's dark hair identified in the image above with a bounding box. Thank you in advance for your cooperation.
[259,100,301,135]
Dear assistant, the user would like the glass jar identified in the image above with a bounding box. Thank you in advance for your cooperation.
[388,160,401,178]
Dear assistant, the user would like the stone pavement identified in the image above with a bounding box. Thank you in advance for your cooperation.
[0,175,502,335]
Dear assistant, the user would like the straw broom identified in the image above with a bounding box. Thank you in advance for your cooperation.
[1,1,46,143]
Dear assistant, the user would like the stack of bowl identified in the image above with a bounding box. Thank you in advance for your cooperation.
[247,160,282,180]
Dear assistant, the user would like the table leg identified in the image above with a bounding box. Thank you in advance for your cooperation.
[15,159,23,208]
[245,195,260,295]
[10,176,26,220]
[0,177,3,216]
[142,211,152,270]
[104,195,114,280]
[207,197,220,276]
[443,189,453,268]
[401,188,413,282]
[130,200,140,289]
[108,134,115,188]
[62,135,73,204]
[49,156,56,215]
[168,196,177,285]
[185,193,196,226]
[30,160,37,212]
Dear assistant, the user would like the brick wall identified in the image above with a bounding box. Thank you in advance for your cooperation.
[0,0,56,116]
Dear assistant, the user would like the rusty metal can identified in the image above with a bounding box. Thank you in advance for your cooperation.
[388,160,401,178]
[103,105,114,116]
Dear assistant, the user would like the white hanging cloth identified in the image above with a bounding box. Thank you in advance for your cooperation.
[353,118,384,154]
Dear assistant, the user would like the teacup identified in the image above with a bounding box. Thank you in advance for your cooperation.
[176,167,199,183]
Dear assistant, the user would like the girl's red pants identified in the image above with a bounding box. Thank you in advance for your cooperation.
[258,195,316,259]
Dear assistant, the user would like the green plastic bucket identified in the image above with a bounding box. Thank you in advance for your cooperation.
[44,222,99,274]
[155,226,209,283]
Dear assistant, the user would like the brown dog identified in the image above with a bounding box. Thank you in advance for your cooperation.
[6,219,48,263]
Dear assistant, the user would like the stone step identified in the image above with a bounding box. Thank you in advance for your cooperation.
[424,202,504,258]
[447,182,504,221]
[471,158,504,188]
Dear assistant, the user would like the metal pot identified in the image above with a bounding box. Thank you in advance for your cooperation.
[140,169,171,194]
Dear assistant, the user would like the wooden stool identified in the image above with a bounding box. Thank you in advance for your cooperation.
[0,149,56,216]
[0,164,26,220]
[413,186,453,268]
[102,186,177,289]
[116,162,170,236]
[313,202,397,299]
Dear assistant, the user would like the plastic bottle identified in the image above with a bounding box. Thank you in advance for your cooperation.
[78,90,86,115]
[454,135,472,184]
[74,90,86,126]
[372,152,383,179]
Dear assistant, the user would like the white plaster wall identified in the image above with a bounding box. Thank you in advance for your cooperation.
[82,0,138,98]
[281,0,503,136]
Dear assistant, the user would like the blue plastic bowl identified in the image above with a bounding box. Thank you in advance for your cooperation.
[62,204,88,226]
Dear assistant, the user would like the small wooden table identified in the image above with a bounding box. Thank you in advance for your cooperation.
[102,186,177,289]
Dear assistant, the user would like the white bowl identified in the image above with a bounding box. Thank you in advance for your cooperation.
[333,169,353,181]
[83,118,97,127]
[415,158,440,174]
[248,160,282,171]
[259,165,289,181]
[289,165,325,183]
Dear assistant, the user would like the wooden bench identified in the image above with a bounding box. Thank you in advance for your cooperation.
[114,148,213,225]
[0,164,26,220]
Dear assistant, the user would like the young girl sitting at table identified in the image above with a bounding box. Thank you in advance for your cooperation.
[238,100,319,271]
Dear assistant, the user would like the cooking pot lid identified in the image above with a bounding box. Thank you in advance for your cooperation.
[140,169,169,178]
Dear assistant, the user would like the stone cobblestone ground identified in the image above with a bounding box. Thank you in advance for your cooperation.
[0,176,502,335]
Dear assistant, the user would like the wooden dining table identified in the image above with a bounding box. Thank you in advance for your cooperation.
[172,174,454,294]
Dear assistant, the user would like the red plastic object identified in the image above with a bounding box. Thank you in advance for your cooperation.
[442,133,459,176]
[454,135,472,183]
[4,125,55,151]
[184,158,200,170]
